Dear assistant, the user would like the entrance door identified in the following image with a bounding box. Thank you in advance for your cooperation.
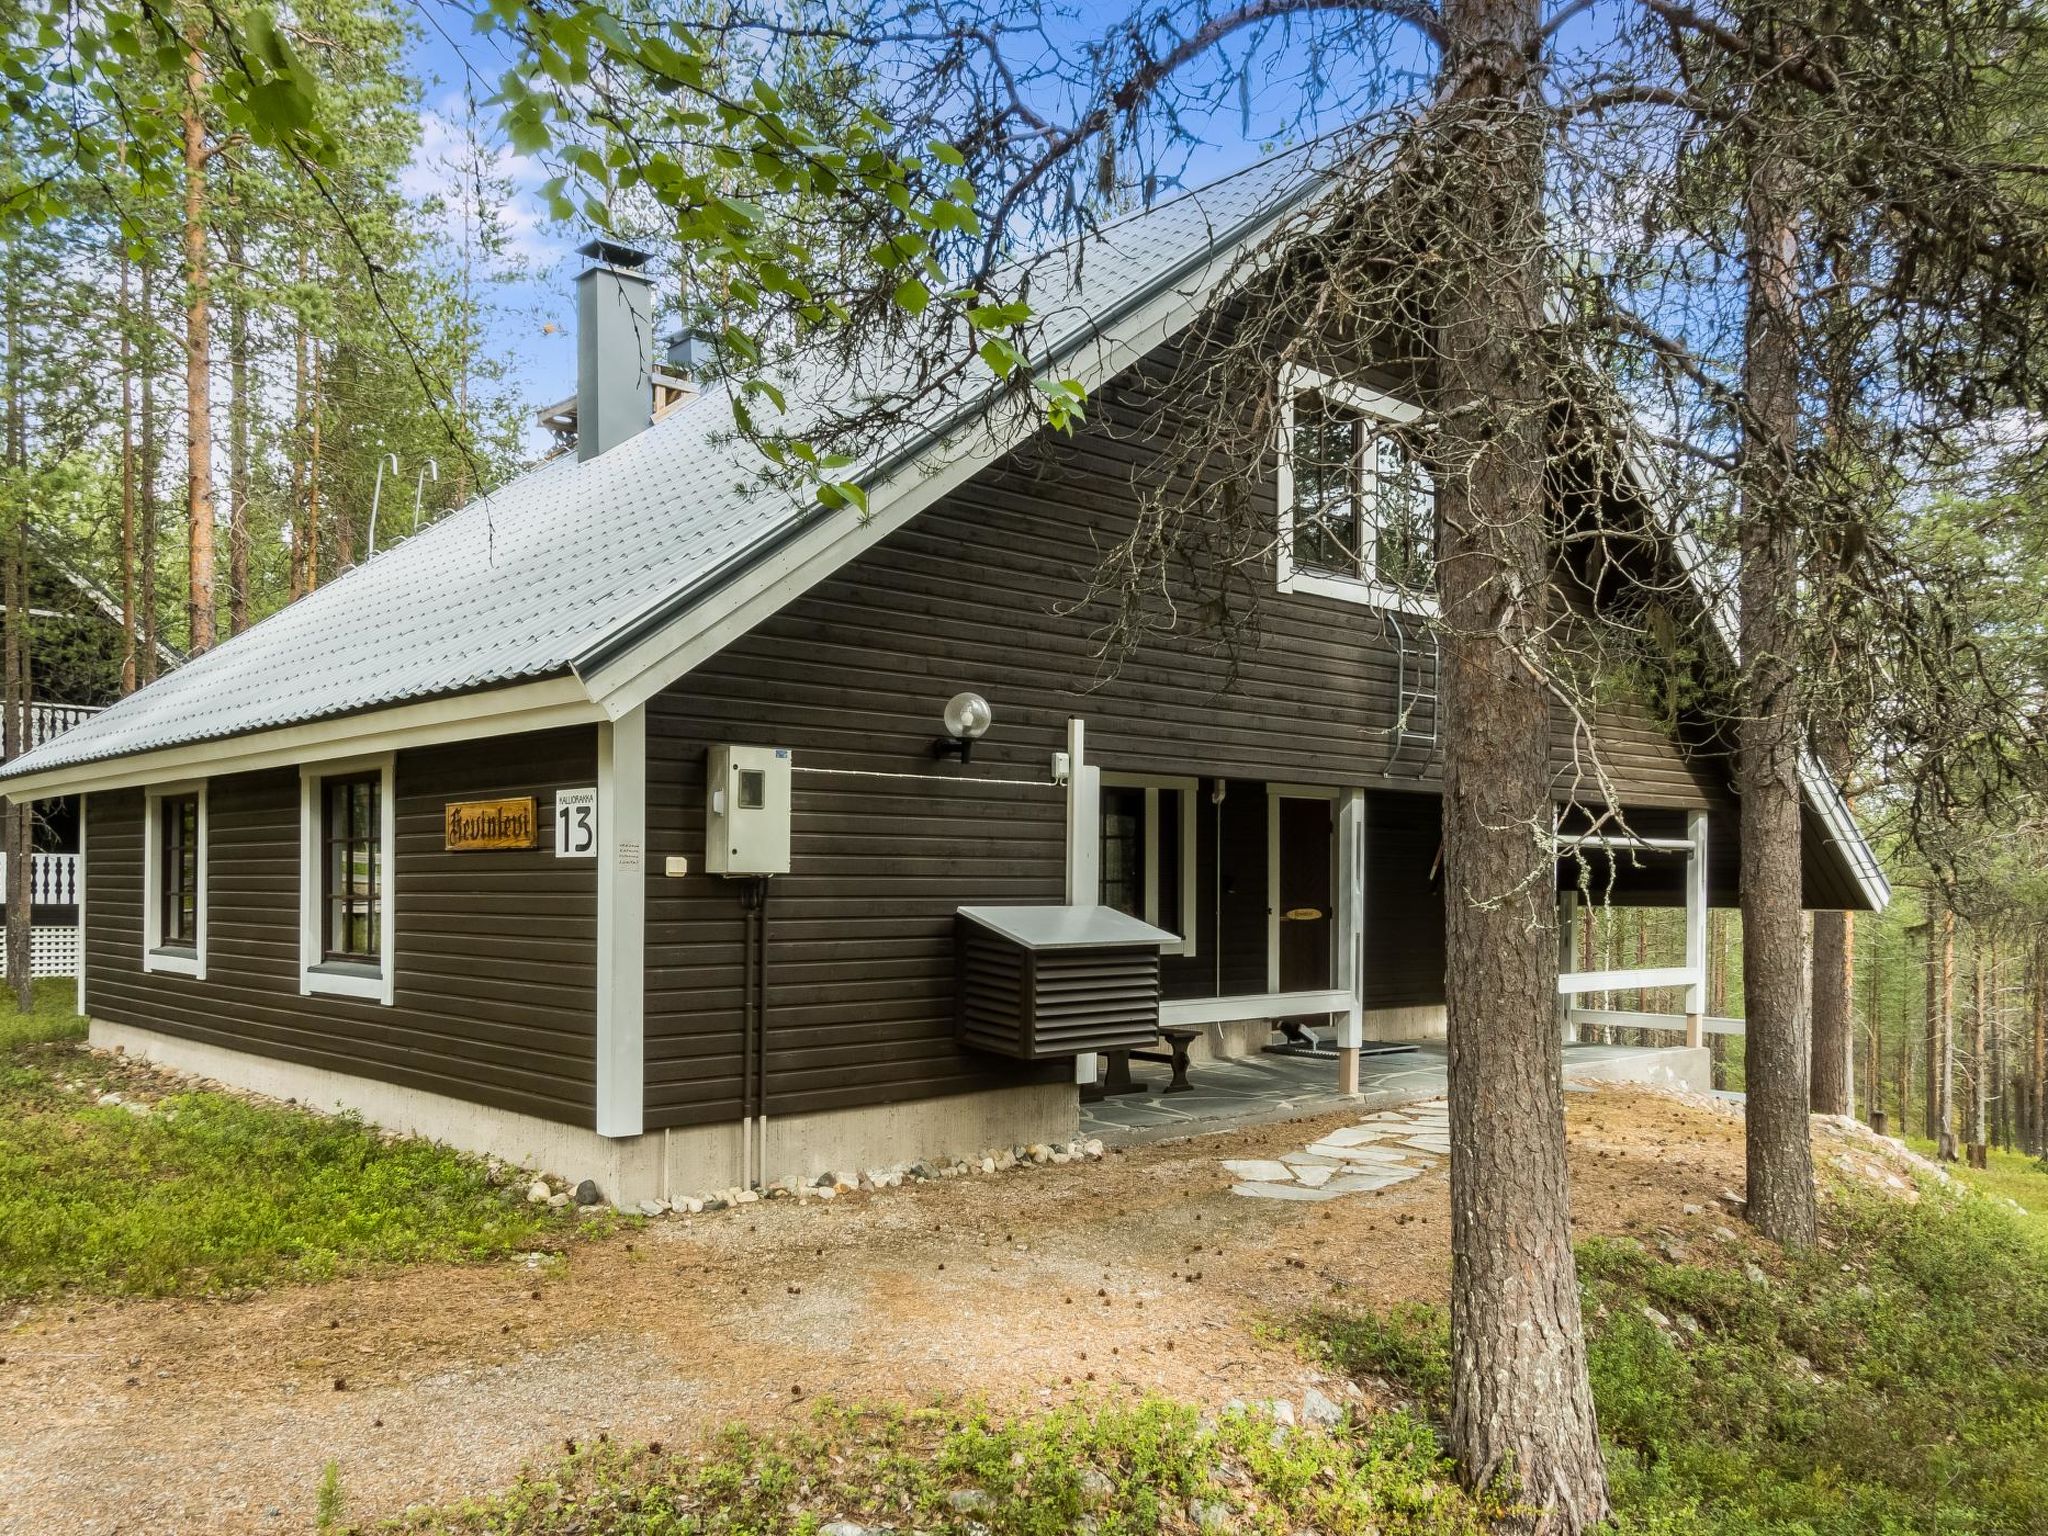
[1275,795,1335,992]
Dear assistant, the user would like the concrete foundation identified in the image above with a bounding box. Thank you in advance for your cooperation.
[1361,1004,1447,1042]
[89,1019,1079,1206]
[1562,1042,1713,1095]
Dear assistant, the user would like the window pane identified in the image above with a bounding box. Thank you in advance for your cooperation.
[1371,431,1436,591]
[1155,789,1184,938]
[322,774,382,961]
[1291,398,1363,578]
[1099,786,1146,919]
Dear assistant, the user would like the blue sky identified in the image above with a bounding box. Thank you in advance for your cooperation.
[398,1,1450,446]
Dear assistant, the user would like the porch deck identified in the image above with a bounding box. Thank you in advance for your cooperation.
[1081,1040,1712,1146]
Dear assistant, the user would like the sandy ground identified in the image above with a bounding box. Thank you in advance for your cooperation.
[0,1086,1772,1534]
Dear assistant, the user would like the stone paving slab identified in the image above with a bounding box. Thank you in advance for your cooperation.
[1230,1097,1449,1202]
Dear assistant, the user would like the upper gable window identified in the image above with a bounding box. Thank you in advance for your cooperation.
[1276,367,1436,613]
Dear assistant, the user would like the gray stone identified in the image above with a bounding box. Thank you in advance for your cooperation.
[946,1488,992,1513]
[1221,1158,1296,1183]
[819,1522,869,1536]
[1744,1262,1770,1288]
[636,1199,667,1217]
[526,1179,552,1204]
[572,1178,602,1206]
[1641,1305,1672,1331]
[1230,1181,1339,1203]
[1077,1466,1115,1508]
[1300,1385,1342,1427]
[1189,1497,1233,1532]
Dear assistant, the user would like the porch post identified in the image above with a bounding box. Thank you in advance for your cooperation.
[1683,809,1708,1049]
[1335,788,1365,1094]
[595,708,647,1138]
[1557,889,1578,1045]
[1063,718,1099,904]
[1065,718,1101,1087]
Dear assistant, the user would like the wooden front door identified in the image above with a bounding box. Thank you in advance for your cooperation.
[1276,795,1334,992]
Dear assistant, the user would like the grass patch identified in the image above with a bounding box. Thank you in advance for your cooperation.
[0,981,585,1299]
[377,1398,1510,1535]
[1905,1135,2048,1247]
[1303,1180,2048,1535]
[0,976,86,1052]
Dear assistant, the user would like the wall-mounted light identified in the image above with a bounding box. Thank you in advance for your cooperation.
[933,691,992,763]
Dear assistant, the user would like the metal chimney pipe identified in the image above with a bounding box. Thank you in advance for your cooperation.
[575,239,656,462]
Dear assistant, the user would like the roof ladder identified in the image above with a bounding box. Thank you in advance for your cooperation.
[1379,609,1440,776]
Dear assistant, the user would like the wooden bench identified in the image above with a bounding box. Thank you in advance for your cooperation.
[1083,1026,1201,1099]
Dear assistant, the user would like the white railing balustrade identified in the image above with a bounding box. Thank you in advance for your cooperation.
[0,851,81,906]
[0,702,103,761]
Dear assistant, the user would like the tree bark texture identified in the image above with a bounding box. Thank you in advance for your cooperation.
[227,220,250,638]
[182,38,217,656]
[2032,934,2046,1156]
[1811,906,1854,1116]
[3,259,31,1009]
[138,258,159,685]
[1737,142,1818,1247]
[1433,0,1609,1524]
[1938,907,1958,1160]
[118,243,138,695]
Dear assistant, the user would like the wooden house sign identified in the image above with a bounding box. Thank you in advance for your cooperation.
[444,797,538,851]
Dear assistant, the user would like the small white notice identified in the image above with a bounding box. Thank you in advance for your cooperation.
[554,787,597,858]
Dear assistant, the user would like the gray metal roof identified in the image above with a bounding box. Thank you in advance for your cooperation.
[3,149,1327,781]
[958,904,1182,950]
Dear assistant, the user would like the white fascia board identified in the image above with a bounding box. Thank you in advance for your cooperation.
[1,676,603,801]
[577,204,1314,721]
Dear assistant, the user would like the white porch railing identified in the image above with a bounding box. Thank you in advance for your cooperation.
[0,701,102,761]
[1568,1007,1745,1039]
[0,851,81,905]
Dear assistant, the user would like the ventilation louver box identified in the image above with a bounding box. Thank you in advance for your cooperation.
[955,905,1177,1061]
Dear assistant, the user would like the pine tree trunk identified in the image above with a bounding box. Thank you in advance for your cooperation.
[3,254,31,1010]
[1433,0,1608,1522]
[1737,140,1817,1247]
[1812,906,1854,1116]
[1938,906,1958,1160]
[1967,942,1987,1157]
[139,259,160,685]
[182,40,217,656]
[227,221,250,637]
[118,240,138,695]
[2023,937,2039,1155]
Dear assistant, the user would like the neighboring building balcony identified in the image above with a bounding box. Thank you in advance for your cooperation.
[1,850,80,907]
[0,702,102,762]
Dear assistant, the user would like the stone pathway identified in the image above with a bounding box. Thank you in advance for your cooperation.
[1222,1098,1451,1201]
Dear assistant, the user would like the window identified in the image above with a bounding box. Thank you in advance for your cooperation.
[1099,774,1198,957]
[1277,367,1436,610]
[142,783,206,977]
[322,774,381,961]
[299,756,394,1002]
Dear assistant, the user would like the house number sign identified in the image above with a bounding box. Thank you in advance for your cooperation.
[444,797,538,851]
[554,787,598,858]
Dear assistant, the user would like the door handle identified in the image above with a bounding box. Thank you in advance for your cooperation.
[1281,907,1324,921]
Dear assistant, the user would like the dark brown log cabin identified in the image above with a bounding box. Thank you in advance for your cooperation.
[0,155,1885,1203]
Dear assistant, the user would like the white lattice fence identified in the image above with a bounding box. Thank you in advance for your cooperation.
[0,925,81,978]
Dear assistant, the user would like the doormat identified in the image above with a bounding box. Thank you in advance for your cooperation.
[1262,1039,1420,1061]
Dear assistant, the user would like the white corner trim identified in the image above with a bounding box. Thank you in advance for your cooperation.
[298,754,396,1006]
[1099,770,1200,958]
[141,780,207,980]
[1063,719,1100,905]
[75,791,87,1016]
[595,709,647,1138]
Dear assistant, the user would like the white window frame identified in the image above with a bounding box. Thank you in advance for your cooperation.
[299,753,396,1005]
[1274,363,1438,617]
[142,779,207,979]
[1100,772,1199,958]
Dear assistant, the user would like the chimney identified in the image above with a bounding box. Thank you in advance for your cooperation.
[574,238,655,462]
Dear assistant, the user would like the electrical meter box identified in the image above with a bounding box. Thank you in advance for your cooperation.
[706,744,793,875]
